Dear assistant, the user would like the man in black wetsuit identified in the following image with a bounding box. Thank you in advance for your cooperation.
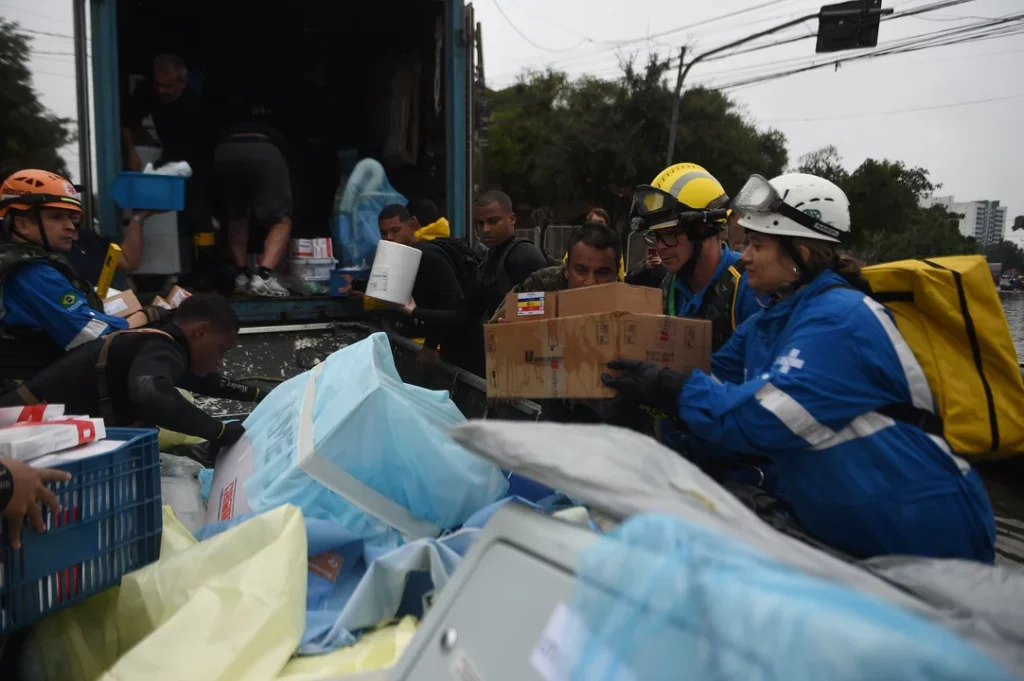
[473,190,549,319]
[0,293,262,448]
[376,204,485,376]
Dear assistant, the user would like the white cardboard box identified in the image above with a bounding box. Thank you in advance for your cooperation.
[289,238,334,259]
[0,404,65,428]
[204,435,254,525]
[0,418,107,461]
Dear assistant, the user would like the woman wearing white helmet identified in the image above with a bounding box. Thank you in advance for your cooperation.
[603,172,996,562]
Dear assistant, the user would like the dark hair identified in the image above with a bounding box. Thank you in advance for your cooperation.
[566,221,622,266]
[175,293,239,334]
[587,207,611,225]
[407,198,440,226]
[475,190,513,213]
[794,238,870,293]
[378,204,411,223]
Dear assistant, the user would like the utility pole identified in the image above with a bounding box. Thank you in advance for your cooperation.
[664,1,892,167]
[665,46,686,168]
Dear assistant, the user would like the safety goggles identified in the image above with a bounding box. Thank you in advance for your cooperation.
[732,174,843,241]
[630,185,730,234]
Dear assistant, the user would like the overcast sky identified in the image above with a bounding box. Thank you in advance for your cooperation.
[7,0,1022,245]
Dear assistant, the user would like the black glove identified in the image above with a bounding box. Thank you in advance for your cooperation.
[143,305,172,325]
[217,421,246,448]
[601,359,688,419]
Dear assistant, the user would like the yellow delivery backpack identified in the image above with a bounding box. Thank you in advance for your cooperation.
[862,255,1024,460]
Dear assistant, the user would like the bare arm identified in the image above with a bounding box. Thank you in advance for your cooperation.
[117,216,143,271]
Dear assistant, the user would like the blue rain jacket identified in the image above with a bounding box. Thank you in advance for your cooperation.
[679,269,996,562]
[1,262,127,350]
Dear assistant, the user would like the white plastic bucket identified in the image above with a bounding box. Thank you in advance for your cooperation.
[365,240,422,305]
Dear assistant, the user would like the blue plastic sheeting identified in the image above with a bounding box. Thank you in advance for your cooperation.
[196,510,478,655]
[241,333,508,550]
[563,514,1013,681]
[332,158,406,269]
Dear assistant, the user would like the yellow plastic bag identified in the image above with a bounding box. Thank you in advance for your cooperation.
[103,505,307,681]
[34,506,308,681]
[277,616,418,680]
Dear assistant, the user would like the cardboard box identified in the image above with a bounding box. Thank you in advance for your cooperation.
[484,312,711,400]
[504,290,558,322]
[152,295,173,310]
[557,282,662,318]
[0,417,107,461]
[166,285,192,308]
[126,310,148,328]
[103,289,143,318]
[0,404,65,428]
[289,238,333,259]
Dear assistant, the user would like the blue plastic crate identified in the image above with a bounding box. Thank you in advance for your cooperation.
[0,428,162,633]
[109,172,186,211]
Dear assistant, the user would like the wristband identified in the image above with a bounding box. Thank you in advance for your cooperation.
[0,462,14,514]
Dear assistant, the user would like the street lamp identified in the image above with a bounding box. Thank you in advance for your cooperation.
[665,0,893,166]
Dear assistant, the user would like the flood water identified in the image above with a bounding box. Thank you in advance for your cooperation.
[990,293,1024,565]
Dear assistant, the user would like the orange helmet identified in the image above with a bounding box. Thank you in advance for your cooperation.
[0,169,83,218]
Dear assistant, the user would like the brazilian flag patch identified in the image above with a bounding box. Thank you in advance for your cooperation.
[60,290,79,309]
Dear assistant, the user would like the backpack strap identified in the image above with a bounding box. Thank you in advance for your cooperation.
[494,238,532,295]
[16,384,39,405]
[96,328,174,423]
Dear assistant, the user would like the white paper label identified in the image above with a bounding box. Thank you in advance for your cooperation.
[367,268,390,293]
[530,603,636,681]
[104,298,128,315]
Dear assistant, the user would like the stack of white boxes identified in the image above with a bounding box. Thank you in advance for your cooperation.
[286,239,337,295]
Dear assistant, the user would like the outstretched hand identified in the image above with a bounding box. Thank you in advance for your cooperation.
[601,359,689,419]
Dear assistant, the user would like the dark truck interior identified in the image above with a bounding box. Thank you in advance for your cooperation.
[116,0,450,239]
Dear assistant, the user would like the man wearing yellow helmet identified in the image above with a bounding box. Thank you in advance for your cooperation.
[630,163,759,351]
[0,169,153,381]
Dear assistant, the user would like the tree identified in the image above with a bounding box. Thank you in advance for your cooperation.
[487,56,788,218]
[0,19,75,177]
[797,147,978,263]
[1013,215,1023,232]
[985,240,1024,271]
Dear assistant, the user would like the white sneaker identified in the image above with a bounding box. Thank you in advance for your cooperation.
[234,273,250,294]
[250,273,289,298]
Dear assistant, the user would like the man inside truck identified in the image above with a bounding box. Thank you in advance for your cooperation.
[375,204,485,376]
[489,222,622,322]
[474,190,550,318]
[121,53,218,286]
[1,294,261,451]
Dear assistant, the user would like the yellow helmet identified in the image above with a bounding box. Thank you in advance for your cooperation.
[638,163,730,231]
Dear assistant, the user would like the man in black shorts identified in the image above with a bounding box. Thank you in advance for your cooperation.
[213,104,293,297]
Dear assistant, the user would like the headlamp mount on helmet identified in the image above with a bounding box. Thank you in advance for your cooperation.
[732,174,843,242]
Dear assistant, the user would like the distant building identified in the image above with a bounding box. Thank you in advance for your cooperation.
[922,195,1007,249]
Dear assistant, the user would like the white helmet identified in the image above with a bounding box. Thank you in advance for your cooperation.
[733,173,851,243]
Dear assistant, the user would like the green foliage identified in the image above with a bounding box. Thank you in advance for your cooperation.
[795,148,978,263]
[487,57,788,214]
[986,240,1024,271]
[0,19,74,177]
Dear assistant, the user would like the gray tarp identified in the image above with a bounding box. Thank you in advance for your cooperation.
[451,421,1024,677]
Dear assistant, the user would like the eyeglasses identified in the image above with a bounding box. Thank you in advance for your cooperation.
[643,229,683,248]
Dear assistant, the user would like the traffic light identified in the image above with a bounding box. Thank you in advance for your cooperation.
[816,0,884,53]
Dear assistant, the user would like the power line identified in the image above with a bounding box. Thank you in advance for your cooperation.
[763,91,1024,123]
[488,0,588,53]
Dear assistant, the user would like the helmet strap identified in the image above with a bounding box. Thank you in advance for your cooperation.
[678,221,722,284]
[771,237,816,300]
[13,208,53,252]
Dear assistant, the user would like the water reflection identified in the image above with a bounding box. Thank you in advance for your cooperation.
[1003,293,1024,360]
